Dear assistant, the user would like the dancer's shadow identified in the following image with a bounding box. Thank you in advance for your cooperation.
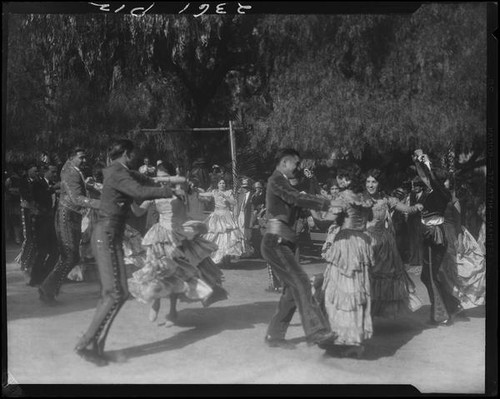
[6,279,102,321]
[290,306,437,359]
[360,304,475,360]
[222,259,267,270]
[106,301,276,361]
[463,305,485,318]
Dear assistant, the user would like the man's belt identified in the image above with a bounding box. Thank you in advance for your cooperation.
[265,219,297,243]
[97,213,126,229]
[421,214,444,226]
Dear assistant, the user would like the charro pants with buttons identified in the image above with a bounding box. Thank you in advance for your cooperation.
[17,207,37,272]
[261,233,331,341]
[40,206,82,297]
[78,219,129,351]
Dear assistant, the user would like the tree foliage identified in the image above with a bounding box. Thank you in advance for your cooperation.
[6,4,488,178]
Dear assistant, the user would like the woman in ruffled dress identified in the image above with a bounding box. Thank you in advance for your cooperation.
[198,179,245,266]
[364,169,424,318]
[127,168,228,326]
[438,179,485,310]
[320,166,375,358]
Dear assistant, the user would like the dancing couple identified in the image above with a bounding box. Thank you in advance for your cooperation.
[75,140,227,366]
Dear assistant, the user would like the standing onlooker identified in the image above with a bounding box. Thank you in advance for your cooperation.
[30,164,60,286]
[477,202,486,255]
[5,165,23,245]
[250,181,266,258]
[39,148,101,304]
[16,164,40,281]
[138,157,156,177]
[235,178,254,257]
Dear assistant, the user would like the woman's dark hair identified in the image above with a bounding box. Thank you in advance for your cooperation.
[25,162,38,172]
[92,162,106,182]
[364,168,385,190]
[274,148,300,167]
[445,174,457,191]
[157,161,176,176]
[336,164,363,193]
[108,139,134,161]
[433,167,450,184]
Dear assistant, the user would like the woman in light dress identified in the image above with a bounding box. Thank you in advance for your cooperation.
[127,168,228,326]
[439,179,485,311]
[198,179,245,266]
[319,166,375,358]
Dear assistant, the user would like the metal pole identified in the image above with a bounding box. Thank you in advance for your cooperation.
[229,121,237,191]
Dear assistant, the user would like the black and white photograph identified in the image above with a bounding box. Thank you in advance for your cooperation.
[2,1,497,395]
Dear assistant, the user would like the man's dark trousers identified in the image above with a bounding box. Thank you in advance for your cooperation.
[261,233,331,341]
[420,225,461,323]
[40,206,82,297]
[77,219,129,351]
[30,212,59,285]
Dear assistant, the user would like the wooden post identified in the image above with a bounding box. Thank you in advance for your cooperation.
[229,120,237,191]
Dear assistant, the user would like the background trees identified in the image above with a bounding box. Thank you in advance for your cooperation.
[6,3,488,188]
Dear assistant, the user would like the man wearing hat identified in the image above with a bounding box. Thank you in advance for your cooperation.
[235,177,254,257]
[412,150,462,326]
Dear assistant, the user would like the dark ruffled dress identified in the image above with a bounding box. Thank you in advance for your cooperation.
[364,195,422,318]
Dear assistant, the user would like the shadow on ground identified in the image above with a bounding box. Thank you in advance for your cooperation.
[463,305,485,318]
[220,259,267,270]
[291,304,474,361]
[6,280,102,322]
[106,301,276,361]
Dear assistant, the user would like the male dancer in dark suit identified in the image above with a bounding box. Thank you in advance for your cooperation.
[74,139,177,366]
[30,164,60,286]
[39,148,100,303]
[261,148,336,350]
[412,150,462,326]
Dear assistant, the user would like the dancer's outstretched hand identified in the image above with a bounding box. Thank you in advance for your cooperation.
[153,175,186,184]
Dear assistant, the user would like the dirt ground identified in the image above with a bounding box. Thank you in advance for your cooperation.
[5,243,486,394]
